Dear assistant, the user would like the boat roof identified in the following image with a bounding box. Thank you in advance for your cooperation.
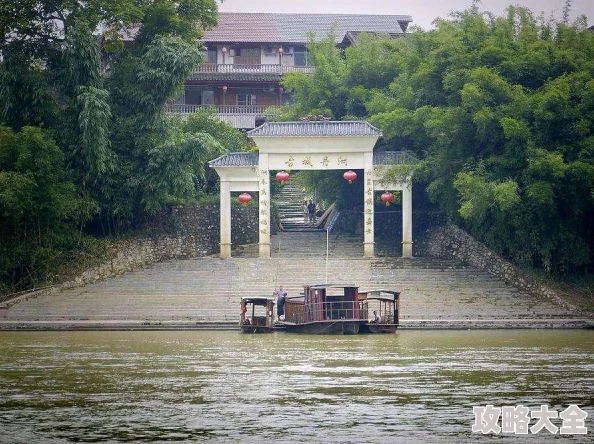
[307,283,358,289]
[360,289,401,300]
[240,296,275,305]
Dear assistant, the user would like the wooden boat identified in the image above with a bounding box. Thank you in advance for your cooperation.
[240,297,275,333]
[276,284,400,334]
[358,289,400,333]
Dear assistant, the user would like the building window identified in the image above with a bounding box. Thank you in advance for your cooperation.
[237,94,257,106]
[207,48,217,64]
[185,85,202,105]
[293,46,309,66]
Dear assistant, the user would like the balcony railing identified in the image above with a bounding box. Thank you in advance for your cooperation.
[192,63,314,75]
[166,104,276,115]
[165,104,278,129]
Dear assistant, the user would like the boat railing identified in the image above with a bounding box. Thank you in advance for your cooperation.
[284,300,370,324]
[359,299,396,324]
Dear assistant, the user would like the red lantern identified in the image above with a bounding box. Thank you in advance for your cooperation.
[381,192,395,207]
[238,193,252,207]
[275,171,290,186]
[343,170,357,184]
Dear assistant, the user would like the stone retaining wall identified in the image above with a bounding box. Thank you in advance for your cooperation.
[84,203,259,279]
[1,204,258,307]
[425,224,577,311]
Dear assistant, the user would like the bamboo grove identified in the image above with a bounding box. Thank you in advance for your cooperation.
[280,4,594,276]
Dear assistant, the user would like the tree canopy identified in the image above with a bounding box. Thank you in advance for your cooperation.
[0,1,248,292]
[281,4,594,275]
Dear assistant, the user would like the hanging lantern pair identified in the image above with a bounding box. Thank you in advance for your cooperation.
[275,171,290,186]
[343,170,357,184]
[380,192,396,207]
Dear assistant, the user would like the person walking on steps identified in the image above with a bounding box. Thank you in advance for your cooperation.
[307,200,316,224]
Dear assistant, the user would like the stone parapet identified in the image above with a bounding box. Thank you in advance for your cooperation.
[425,224,580,313]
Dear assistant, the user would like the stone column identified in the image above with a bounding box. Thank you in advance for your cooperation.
[219,179,232,258]
[402,180,413,257]
[363,156,374,257]
[258,154,271,258]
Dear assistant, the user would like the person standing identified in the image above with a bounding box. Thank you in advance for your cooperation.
[307,200,316,224]
[274,286,287,320]
[315,202,323,218]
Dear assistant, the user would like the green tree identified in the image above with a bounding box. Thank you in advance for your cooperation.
[281,31,349,119]
[0,125,78,292]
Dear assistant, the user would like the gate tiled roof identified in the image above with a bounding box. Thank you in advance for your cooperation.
[209,152,259,167]
[247,121,382,137]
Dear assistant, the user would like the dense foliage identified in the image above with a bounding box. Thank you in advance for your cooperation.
[0,0,252,293]
[281,4,594,275]
[2,2,593,292]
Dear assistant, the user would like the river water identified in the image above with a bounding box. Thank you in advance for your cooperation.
[0,330,592,443]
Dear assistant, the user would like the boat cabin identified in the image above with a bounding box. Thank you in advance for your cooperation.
[358,289,400,333]
[279,284,400,334]
[240,297,275,333]
[280,284,359,334]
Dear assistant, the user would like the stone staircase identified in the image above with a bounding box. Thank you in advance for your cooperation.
[237,231,363,258]
[1,246,586,329]
[275,183,322,232]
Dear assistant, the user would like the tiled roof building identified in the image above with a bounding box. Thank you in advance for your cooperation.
[169,11,413,129]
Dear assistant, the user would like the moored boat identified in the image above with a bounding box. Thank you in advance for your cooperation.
[240,297,275,333]
[276,284,400,334]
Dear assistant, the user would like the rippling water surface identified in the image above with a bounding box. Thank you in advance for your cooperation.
[0,330,592,443]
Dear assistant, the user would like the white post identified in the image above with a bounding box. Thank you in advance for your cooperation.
[326,228,329,283]
[402,180,413,258]
[220,179,232,258]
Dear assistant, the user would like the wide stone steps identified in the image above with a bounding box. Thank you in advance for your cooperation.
[3,255,580,327]
[2,223,586,329]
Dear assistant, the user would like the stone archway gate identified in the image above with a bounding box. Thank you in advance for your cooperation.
[209,121,413,258]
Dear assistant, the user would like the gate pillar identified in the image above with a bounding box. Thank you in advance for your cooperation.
[220,179,232,258]
[363,161,375,257]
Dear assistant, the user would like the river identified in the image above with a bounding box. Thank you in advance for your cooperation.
[0,330,592,443]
